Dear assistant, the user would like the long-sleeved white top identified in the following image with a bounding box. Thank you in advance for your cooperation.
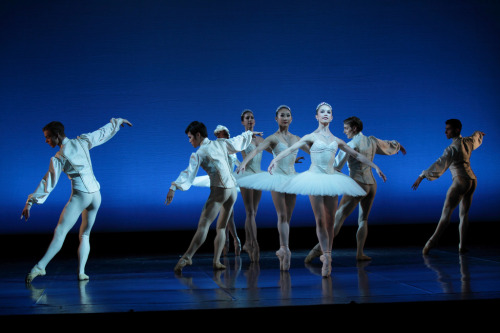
[420,132,483,181]
[26,118,126,205]
[170,131,253,191]
[335,132,401,185]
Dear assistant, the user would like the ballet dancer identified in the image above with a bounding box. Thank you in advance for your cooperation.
[236,109,268,262]
[305,116,406,263]
[21,118,133,283]
[166,121,260,273]
[269,103,386,277]
[412,119,484,255]
[237,105,309,271]
[192,125,242,256]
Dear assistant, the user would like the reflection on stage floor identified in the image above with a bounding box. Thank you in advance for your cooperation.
[1,245,500,323]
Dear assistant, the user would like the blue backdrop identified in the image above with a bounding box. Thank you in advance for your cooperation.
[1,0,499,234]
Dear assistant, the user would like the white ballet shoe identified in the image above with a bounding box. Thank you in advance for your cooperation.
[276,247,291,271]
[25,265,46,284]
[320,253,332,278]
[304,245,322,263]
[174,256,192,273]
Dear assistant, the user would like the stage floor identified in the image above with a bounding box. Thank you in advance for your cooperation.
[1,244,500,324]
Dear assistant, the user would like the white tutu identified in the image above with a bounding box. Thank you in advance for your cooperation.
[236,171,296,192]
[276,171,366,197]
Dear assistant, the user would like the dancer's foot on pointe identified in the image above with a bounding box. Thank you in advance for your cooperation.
[25,265,46,284]
[78,273,90,281]
[304,245,322,263]
[276,247,291,271]
[213,262,226,270]
[320,252,332,278]
[174,256,192,273]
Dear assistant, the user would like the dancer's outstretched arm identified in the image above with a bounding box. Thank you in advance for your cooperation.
[338,140,386,182]
[268,134,313,174]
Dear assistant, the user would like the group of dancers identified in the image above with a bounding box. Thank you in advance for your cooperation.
[21,103,485,283]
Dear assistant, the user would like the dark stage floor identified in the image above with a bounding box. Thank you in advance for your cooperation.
[1,224,499,326]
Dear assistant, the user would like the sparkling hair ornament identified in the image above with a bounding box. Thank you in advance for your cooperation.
[275,105,291,116]
[316,102,332,113]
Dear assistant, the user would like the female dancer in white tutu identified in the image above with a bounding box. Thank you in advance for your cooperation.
[268,102,386,277]
[236,109,268,262]
[237,105,309,270]
[192,125,242,256]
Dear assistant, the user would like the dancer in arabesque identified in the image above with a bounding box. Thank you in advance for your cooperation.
[305,116,406,263]
[21,118,132,284]
[269,103,386,277]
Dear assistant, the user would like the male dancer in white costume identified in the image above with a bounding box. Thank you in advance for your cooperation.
[412,119,484,255]
[166,121,260,273]
[21,118,132,283]
[305,116,406,262]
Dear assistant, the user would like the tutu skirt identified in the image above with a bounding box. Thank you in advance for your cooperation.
[277,171,366,197]
[236,171,295,192]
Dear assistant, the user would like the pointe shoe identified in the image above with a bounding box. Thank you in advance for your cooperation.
[25,265,46,284]
[174,256,192,273]
[78,273,90,281]
[304,246,322,263]
[276,247,291,271]
[320,253,332,278]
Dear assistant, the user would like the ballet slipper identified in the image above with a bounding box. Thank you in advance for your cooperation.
[25,265,46,284]
[78,273,90,281]
[174,256,192,273]
[276,247,291,271]
[304,245,322,263]
[320,252,332,278]
[213,262,226,270]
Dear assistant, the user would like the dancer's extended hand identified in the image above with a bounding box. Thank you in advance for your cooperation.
[252,131,263,137]
[376,168,387,182]
[21,204,31,221]
[295,156,304,164]
[165,189,175,205]
[412,176,423,190]
[268,160,277,175]
[121,119,133,127]
[236,164,246,174]
[399,145,407,155]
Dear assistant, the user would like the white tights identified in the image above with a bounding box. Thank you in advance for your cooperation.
[36,189,101,276]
